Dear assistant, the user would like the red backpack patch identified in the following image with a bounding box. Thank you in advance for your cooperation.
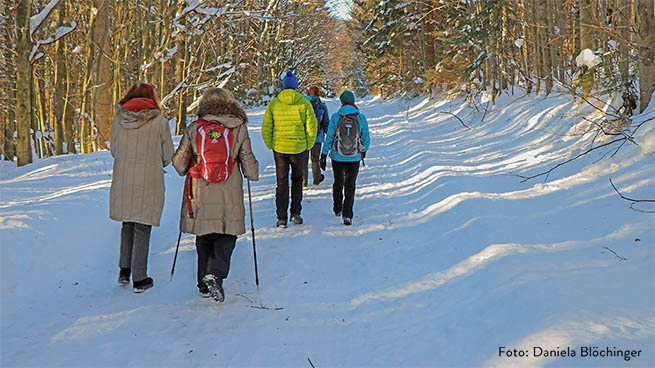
[188,119,235,183]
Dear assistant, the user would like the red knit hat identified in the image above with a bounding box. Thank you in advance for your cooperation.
[308,86,320,96]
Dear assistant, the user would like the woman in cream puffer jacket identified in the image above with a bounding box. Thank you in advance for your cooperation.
[110,82,174,293]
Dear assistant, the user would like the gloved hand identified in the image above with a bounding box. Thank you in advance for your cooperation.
[360,151,366,160]
[319,154,327,171]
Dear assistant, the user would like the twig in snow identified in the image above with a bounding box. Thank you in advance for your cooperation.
[434,111,472,130]
[250,304,284,311]
[518,137,625,183]
[236,293,283,310]
[603,246,627,261]
[308,358,316,368]
[609,179,655,214]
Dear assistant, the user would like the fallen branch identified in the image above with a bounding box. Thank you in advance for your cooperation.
[609,178,655,213]
[603,246,627,261]
[518,137,625,182]
[434,111,472,130]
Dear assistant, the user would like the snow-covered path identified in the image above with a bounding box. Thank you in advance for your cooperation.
[2,94,654,367]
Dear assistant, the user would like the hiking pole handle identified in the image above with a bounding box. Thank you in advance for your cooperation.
[171,230,182,280]
[247,179,260,286]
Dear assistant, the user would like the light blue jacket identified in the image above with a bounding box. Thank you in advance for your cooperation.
[322,105,370,162]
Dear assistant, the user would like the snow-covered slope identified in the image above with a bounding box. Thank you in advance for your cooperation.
[2,93,654,367]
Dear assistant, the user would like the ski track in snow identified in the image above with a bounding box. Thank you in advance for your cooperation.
[1,93,654,367]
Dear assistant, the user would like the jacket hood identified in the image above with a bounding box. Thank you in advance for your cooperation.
[115,105,161,129]
[337,104,359,116]
[278,89,304,105]
[197,100,247,122]
[306,95,322,104]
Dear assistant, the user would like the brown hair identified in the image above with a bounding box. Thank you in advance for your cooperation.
[119,82,159,108]
[308,86,320,96]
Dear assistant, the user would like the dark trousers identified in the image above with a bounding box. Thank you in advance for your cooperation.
[119,222,152,282]
[195,233,237,288]
[274,150,308,220]
[332,160,360,219]
[303,142,322,186]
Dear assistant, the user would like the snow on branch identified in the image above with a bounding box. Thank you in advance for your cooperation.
[30,0,61,37]
[30,22,78,63]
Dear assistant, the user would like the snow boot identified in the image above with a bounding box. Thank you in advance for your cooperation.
[133,277,153,293]
[313,174,325,186]
[291,214,303,225]
[334,210,342,217]
[118,268,130,284]
[202,274,225,303]
[198,281,210,298]
[343,217,352,226]
[277,218,288,228]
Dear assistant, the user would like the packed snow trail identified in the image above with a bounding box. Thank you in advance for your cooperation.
[2,94,654,367]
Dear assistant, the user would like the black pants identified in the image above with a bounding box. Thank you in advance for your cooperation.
[119,222,152,282]
[332,160,360,219]
[303,142,322,186]
[195,233,237,288]
[274,150,308,220]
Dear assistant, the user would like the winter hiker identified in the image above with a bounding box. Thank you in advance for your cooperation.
[110,82,174,293]
[172,87,259,302]
[303,85,330,187]
[261,71,317,227]
[320,90,370,226]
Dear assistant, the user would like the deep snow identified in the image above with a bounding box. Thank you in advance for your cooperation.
[1,93,654,367]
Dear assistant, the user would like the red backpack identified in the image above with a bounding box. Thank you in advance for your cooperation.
[188,119,236,183]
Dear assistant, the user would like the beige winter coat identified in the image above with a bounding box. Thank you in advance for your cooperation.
[109,105,174,227]
[172,101,259,236]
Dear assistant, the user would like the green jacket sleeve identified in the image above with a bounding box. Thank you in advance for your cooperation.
[262,101,274,150]
[304,100,317,151]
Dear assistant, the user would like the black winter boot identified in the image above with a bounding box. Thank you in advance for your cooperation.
[133,277,153,293]
[202,274,225,303]
[118,268,131,284]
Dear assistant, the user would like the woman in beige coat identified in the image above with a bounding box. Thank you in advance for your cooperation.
[172,88,259,302]
[110,82,174,293]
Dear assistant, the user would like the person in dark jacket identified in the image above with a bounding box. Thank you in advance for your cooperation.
[320,90,370,226]
[303,85,329,186]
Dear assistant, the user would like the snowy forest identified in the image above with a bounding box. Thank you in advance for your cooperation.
[1,0,654,167]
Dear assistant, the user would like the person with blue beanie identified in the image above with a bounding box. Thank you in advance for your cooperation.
[261,71,317,227]
[320,90,370,226]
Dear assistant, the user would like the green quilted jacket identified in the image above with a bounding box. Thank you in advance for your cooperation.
[261,89,317,154]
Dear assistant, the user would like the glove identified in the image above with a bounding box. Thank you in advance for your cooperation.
[360,151,366,160]
[319,154,327,171]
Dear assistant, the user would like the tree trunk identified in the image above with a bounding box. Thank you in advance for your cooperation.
[175,0,187,135]
[54,4,66,155]
[637,0,655,112]
[92,0,113,149]
[2,4,16,160]
[579,0,595,96]
[15,0,33,166]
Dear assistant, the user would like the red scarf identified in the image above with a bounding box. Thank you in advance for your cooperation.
[342,102,359,110]
[122,97,159,111]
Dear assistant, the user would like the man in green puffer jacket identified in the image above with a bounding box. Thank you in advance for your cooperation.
[262,71,317,227]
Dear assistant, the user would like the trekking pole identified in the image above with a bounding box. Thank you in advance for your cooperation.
[247,179,260,287]
[170,231,182,281]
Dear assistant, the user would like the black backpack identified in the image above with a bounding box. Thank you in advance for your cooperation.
[335,113,363,156]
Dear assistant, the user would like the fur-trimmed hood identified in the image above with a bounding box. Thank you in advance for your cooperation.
[197,101,248,127]
[114,105,161,129]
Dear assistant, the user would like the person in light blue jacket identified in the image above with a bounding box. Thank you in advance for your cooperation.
[319,90,370,226]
